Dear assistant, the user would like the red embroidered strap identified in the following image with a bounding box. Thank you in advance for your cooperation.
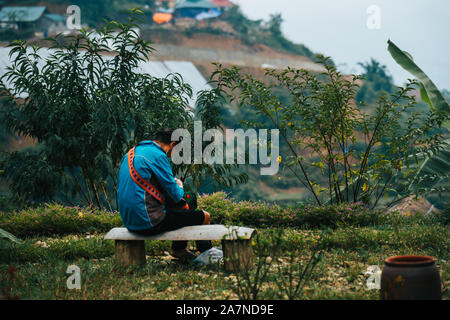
[128,147,165,204]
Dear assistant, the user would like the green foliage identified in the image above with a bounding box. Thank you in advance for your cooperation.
[0,227,22,244]
[209,56,447,208]
[1,12,157,208]
[0,12,245,209]
[229,230,282,300]
[200,192,408,229]
[388,40,450,130]
[356,59,395,105]
[222,7,315,59]
[0,203,121,237]
[265,13,316,59]
[0,95,14,150]
[185,72,249,191]
[228,229,323,300]
[404,140,450,208]
[269,230,324,300]
[433,204,450,226]
[4,193,446,241]
[443,89,450,103]
[222,6,260,45]
[387,40,450,208]
[1,149,61,203]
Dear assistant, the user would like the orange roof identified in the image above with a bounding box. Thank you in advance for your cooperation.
[210,0,235,8]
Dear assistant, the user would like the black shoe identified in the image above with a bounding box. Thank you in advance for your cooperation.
[172,249,197,265]
[196,240,213,254]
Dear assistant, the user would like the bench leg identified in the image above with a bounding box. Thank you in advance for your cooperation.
[115,240,146,267]
[222,239,254,272]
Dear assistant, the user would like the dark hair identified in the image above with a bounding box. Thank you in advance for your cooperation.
[152,128,180,145]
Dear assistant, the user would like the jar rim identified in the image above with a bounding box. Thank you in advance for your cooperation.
[385,255,436,267]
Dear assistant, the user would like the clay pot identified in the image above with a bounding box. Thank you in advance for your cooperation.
[380,255,441,300]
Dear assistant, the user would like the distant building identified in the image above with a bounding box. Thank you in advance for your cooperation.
[174,0,219,20]
[0,6,48,30]
[155,0,233,22]
[209,0,235,11]
[0,6,67,37]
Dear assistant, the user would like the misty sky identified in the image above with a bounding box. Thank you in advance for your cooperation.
[233,0,450,90]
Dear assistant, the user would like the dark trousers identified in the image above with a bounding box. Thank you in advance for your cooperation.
[130,208,212,253]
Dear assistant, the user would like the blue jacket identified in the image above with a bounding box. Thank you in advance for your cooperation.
[117,141,184,231]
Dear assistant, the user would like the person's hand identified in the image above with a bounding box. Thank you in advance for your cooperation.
[174,178,183,188]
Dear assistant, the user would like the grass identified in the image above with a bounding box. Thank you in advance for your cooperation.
[0,193,448,300]
[1,225,448,300]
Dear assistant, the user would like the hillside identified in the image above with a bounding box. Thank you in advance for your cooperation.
[144,29,324,74]
[0,1,321,68]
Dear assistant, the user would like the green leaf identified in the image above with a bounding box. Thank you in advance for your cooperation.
[409,140,450,185]
[418,82,432,107]
[0,227,23,244]
[387,40,450,130]
[407,140,450,198]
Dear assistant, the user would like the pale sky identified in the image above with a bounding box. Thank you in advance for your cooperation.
[232,0,450,90]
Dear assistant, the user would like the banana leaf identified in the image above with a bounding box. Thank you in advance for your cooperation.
[407,141,450,208]
[0,227,23,244]
[388,40,450,208]
[387,40,450,130]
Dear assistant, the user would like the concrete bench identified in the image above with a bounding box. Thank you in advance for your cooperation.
[104,225,256,271]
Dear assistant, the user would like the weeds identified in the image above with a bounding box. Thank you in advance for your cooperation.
[229,229,283,300]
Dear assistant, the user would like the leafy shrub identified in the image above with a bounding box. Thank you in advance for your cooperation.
[222,8,315,59]
[0,11,246,209]
[0,195,19,213]
[211,57,447,209]
[200,192,396,229]
[423,204,449,226]
[0,203,122,237]
[1,193,445,240]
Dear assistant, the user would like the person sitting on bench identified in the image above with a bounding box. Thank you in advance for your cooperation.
[117,128,212,263]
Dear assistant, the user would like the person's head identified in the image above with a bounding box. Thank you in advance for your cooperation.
[152,128,180,157]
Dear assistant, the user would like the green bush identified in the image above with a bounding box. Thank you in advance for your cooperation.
[0,203,122,237]
[433,204,450,226]
[200,192,396,229]
[210,59,446,209]
[0,12,246,210]
[1,193,445,239]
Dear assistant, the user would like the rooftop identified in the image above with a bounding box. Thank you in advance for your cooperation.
[175,0,217,10]
[210,0,235,8]
[0,6,47,23]
[44,13,66,23]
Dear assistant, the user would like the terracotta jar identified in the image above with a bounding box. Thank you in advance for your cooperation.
[380,255,441,300]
